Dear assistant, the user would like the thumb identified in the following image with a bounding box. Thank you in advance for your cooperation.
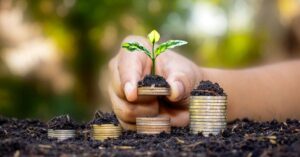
[166,73,190,102]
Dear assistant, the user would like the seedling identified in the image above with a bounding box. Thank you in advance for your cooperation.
[122,30,188,75]
[122,30,187,96]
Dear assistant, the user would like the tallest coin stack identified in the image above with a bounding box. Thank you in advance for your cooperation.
[189,95,227,136]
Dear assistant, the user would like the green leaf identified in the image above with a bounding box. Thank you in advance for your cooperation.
[147,30,160,43]
[155,40,188,57]
[122,42,151,58]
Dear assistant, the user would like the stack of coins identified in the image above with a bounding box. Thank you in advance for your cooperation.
[189,96,227,136]
[138,87,170,96]
[47,129,76,140]
[136,116,171,134]
[91,124,122,141]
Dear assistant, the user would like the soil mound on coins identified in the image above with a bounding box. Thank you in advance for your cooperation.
[47,115,79,129]
[1,115,300,156]
[191,80,226,96]
[88,111,119,125]
[138,75,170,88]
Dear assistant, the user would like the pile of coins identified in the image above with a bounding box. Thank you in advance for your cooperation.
[136,116,171,134]
[91,124,122,141]
[138,87,170,96]
[189,96,227,136]
[47,129,76,140]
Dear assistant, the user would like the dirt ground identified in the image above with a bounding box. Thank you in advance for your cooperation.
[0,115,299,157]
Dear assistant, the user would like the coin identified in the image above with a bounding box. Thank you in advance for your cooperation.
[189,110,227,114]
[190,120,226,124]
[91,124,122,141]
[190,125,226,128]
[138,87,170,96]
[189,103,227,106]
[136,116,170,121]
[136,116,171,134]
[189,106,226,111]
[190,115,226,118]
[48,129,76,140]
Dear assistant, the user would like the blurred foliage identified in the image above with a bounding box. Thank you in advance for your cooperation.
[1,0,293,120]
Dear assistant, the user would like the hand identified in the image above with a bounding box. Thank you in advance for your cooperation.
[108,35,203,130]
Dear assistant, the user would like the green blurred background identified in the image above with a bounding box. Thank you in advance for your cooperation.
[0,0,300,121]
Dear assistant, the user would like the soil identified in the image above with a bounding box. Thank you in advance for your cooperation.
[1,114,300,157]
[138,75,170,88]
[87,111,119,126]
[191,80,226,96]
[47,115,80,130]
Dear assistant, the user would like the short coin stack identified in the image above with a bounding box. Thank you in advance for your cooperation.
[136,116,171,134]
[47,129,76,140]
[91,124,122,141]
[138,87,170,96]
[189,96,227,136]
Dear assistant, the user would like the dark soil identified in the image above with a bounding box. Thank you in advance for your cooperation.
[0,114,299,157]
[87,111,119,126]
[138,75,170,88]
[47,115,80,129]
[191,80,226,96]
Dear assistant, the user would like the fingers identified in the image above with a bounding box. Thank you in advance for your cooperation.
[108,85,159,124]
[156,52,198,106]
[118,36,152,102]
[109,55,125,98]
[117,118,136,131]
[159,104,189,127]
[166,72,190,102]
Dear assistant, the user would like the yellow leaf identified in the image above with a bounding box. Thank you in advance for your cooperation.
[147,30,160,43]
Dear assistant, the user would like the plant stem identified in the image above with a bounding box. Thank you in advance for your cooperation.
[151,42,155,75]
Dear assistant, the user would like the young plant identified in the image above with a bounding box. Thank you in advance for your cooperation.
[122,30,188,75]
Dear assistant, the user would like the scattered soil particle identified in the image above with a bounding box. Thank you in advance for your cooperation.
[191,80,226,96]
[88,111,119,126]
[1,115,300,157]
[138,75,170,88]
[47,115,79,130]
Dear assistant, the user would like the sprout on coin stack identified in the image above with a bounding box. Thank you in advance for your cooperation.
[88,111,121,141]
[189,80,227,136]
[136,116,171,134]
[122,30,188,96]
[47,115,79,140]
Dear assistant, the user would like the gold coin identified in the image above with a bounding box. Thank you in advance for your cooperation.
[190,128,225,132]
[136,127,170,131]
[189,125,226,129]
[189,102,226,106]
[190,114,226,117]
[189,107,226,110]
[136,116,170,121]
[190,119,226,123]
[138,87,170,96]
[190,100,227,103]
[189,109,226,113]
[136,122,170,125]
[92,124,120,127]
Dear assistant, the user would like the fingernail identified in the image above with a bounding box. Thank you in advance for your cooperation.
[124,82,134,100]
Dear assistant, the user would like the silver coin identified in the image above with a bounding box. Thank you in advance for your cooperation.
[189,125,226,129]
[189,103,227,106]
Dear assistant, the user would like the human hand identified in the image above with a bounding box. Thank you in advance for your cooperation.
[108,35,203,130]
